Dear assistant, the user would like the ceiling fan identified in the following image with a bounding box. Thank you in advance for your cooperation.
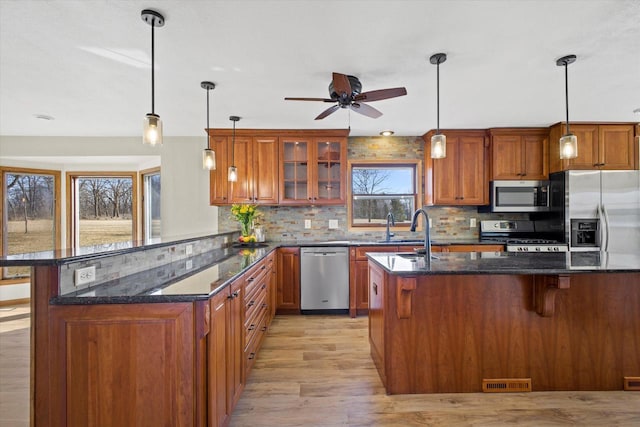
[284,72,407,120]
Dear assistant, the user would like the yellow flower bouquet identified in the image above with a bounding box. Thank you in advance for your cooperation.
[230,204,262,242]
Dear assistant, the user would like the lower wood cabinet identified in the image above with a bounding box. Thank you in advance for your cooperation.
[207,291,231,427]
[46,303,197,427]
[276,247,301,314]
[349,244,504,317]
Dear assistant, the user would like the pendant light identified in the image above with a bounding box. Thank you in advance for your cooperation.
[201,81,216,170]
[141,9,165,146]
[228,116,240,182]
[556,54,578,160]
[430,53,447,159]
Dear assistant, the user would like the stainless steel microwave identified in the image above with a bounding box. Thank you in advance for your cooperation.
[490,180,550,212]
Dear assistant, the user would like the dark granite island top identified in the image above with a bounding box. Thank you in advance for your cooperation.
[367,251,640,275]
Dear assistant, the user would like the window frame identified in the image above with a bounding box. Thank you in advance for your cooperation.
[1,166,61,283]
[140,167,161,243]
[347,160,422,231]
[66,171,138,249]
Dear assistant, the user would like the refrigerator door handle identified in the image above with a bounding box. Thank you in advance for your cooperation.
[601,203,611,252]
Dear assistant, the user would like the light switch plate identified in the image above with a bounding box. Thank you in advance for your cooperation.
[305,219,312,229]
[329,220,339,229]
[470,218,477,228]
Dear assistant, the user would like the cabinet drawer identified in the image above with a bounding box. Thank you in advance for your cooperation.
[244,308,269,375]
[245,287,267,334]
[245,262,269,297]
[354,246,398,261]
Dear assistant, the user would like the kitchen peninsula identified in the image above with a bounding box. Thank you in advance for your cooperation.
[367,251,640,394]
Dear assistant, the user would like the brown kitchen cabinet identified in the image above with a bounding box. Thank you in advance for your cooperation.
[548,123,637,172]
[276,247,301,313]
[349,244,504,317]
[279,134,348,205]
[207,290,231,427]
[489,128,549,179]
[45,303,197,426]
[424,129,489,206]
[228,136,279,204]
[209,135,231,205]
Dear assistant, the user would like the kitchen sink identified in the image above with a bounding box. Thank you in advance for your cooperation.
[397,252,439,260]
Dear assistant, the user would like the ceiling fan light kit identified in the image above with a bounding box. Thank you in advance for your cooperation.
[201,81,216,170]
[141,9,165,146]
[228,115,240,182]
[557,54,578,160]
[285,72,407,120]
[430,53,447,159]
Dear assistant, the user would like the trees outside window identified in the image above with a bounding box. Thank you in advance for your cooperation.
[67,173,137,248]
[350,163,418,228]
[1,167,61,280]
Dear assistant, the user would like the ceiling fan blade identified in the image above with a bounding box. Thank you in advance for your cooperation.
[354,87,407,102]
[315,104,340,120]
[332,72,352,96]
[350,103,383,119]
[285,97,335,102]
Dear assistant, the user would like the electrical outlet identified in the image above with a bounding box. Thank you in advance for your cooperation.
[329,219,339,229]
[74,266,96,286]
[470,218,477,228]
[186,259,193,270]
[185,244,193,256]
[304,219,312,229]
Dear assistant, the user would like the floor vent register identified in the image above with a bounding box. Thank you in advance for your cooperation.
[482,378,532,393]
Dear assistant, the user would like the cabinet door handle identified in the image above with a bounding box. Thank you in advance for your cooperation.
[261,326,267,332]
[228,290,239,299]
[261,302,268,309]
[373,283,378,295]
[248,300,255,307]
[248,324,255,331]
[247,278,254,282]
[261,284,266,290]
[248,352,256,360]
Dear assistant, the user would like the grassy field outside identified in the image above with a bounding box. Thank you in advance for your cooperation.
[5,219,133,279]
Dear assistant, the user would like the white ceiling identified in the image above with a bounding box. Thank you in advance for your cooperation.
[1,0,639,138]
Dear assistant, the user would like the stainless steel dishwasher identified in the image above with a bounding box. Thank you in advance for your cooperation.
[300,247,349,314]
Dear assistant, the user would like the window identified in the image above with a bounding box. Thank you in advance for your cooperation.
[1,167,61,280]
[141,168,161,243]
[349,161,420,228]
[67,172,137,248]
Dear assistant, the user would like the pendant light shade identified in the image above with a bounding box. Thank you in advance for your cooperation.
[201,81,216,170]
[228,116,240,182]
[141,9,164,146]
[430,53,447,159]
[557,54,578,160]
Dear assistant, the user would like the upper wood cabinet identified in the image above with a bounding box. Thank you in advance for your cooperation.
[489,128,549,180]
[209,135,231,205]
[424,129,489,206]
[208,129,348,206]
[228,136,279,204]
[548,123,637,172]
[279,134,347,205]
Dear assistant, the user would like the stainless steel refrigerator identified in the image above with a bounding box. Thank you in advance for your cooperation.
[549,170,640,252]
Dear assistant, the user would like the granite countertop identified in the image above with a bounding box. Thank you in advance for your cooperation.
[0,237,497,266]
[367,251,640,275]
[52,244,278,305]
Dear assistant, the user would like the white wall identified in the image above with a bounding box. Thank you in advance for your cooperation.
[0,135,218,301]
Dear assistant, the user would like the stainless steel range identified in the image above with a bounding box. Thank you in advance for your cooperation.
[480,220,568,253]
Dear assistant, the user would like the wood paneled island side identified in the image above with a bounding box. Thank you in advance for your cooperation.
[367,251,640,394]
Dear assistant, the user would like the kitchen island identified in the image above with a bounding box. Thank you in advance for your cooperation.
[367,251,640,394]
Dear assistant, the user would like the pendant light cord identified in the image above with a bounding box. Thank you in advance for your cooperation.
[564,63,570,135]
[231,119,236,164]
[206,88,210,148]
[436,60,440,134]
[151,20,155,115]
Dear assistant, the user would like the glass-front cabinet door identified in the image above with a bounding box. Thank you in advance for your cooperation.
[313,139,346,204]
[280,138,311,204]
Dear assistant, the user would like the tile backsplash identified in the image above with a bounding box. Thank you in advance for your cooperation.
[218,135,525,242]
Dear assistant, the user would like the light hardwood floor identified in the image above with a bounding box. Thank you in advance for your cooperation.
[1,308,639,426]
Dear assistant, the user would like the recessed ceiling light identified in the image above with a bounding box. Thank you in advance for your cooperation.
[34,114,54,121]
[633,108,640,115]
[380,130,394,136]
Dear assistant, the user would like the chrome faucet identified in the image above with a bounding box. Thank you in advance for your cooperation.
[410,208,431,266]
[385,212,395,241]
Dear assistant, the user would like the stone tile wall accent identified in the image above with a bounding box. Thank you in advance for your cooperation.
[59,232,237,295]
[218,136,526,242]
